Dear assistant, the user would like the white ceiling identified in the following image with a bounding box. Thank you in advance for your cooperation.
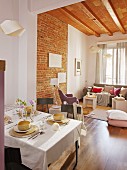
[28,0,84,14]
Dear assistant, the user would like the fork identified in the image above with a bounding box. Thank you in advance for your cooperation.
[6,123,17,129]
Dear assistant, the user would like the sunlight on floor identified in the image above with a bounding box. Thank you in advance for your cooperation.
[79,101,111,115]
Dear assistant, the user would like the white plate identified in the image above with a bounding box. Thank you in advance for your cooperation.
[13,125,32,133]
[48,118,62,123]
[52,106,61,109]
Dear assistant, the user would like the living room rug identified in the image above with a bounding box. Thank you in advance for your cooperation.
[84,109,109,121]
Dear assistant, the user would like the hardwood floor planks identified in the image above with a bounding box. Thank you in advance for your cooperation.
[49,117,127,170]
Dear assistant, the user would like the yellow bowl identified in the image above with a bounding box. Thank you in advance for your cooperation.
[18,120,31,131]
[53,113,64,121]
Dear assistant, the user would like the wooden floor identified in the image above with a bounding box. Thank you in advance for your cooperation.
[49,116,127,170]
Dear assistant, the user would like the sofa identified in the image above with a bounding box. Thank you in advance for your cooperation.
[83,83,127,107]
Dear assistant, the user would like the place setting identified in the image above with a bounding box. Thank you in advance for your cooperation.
[8,120,40,138]
[47,113,70,126]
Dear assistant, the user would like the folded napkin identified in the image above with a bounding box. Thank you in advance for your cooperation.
[4,115,12,125]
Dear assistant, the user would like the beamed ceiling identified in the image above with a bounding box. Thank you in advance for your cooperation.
[46,0,127,37]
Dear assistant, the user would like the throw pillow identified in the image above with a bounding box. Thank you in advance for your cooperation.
[92,87,103,93]
[110,89,114,95]
[104,85,114,93]
[114,88,121,96]
[106,110,127,120]
[120,87,127,97]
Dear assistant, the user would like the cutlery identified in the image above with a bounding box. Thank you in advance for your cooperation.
[32,131,44,139]
[27,131,44,140]
[6,123,17,129]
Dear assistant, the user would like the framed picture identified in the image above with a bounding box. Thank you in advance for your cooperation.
[49,53,62,68]
[75,58,81,76]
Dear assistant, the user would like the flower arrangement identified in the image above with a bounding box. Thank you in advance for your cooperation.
[16,98,37,118]
[16,98,36,109]
[29,99,36,107]
[16,98,27,108]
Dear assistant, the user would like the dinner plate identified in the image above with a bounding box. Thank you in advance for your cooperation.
[47,117,62,122]
[52,106,61,109]
[9,125,39,138]
[13,125,32,133]
[53,120,63,122]
[47,118,69,125]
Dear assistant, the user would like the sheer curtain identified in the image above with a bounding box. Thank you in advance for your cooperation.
[95,44,107,84]
[95,42,127,85]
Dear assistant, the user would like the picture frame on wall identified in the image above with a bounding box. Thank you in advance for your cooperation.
[75,58,81,76]
[49,53,62,68]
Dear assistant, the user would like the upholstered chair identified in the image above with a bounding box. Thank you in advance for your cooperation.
[58,89,79,104]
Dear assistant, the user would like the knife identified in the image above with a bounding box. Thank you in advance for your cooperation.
[27,131,44,140]
[27,131,40,140]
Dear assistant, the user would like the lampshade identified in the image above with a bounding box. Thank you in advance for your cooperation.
[89,46,101,53]
[50,78,59,86]
[0,20,25,36]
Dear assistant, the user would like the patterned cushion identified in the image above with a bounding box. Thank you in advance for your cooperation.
[104,85,114,93]
[120,87,127,97]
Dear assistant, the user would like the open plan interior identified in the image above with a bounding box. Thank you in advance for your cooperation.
[1,0,127,170]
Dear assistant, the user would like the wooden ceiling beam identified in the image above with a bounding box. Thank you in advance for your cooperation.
[81,1,112,36]
[102,0,126,34]
[60,7,100,37]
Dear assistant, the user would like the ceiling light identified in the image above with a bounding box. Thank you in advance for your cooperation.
[0,20,25,36]
[89,45,101,53]
[103,54,112,58]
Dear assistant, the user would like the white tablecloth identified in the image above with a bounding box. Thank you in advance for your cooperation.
[4,109,82,170]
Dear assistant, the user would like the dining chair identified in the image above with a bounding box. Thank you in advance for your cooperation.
[61,104,81,119]
[5,147,31,170]
[37,98,54,113]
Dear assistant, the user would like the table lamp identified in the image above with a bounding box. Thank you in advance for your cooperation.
[50,78,59,105]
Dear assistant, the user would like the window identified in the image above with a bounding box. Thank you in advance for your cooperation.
[96,42,127,85]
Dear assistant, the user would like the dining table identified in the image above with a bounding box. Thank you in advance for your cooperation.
[4,107,82,170]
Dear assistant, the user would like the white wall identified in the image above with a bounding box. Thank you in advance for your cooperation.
[0,0,37,105]
[87,32,127,86]
[0,0,19,105]
[67,25,88,99]
[18,0,37,102]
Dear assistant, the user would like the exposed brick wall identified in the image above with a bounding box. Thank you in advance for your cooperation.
[37,13,68,104]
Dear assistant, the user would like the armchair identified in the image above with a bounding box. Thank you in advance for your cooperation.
[58,89,79,104]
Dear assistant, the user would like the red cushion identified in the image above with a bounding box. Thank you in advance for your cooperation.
[114,88,121,96]
[92,87,102,93]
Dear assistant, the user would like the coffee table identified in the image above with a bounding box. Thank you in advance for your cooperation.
[83,95,97,109]
[112,98,127,112]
